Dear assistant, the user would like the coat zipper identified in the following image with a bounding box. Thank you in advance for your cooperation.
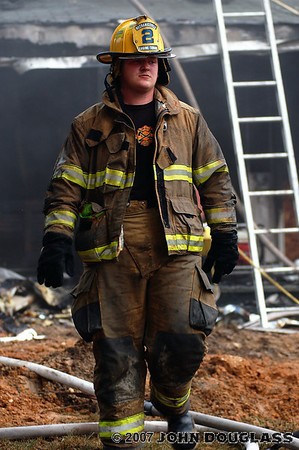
[155,106,170,228]
[156,165,169,228]
[118,102,170,228]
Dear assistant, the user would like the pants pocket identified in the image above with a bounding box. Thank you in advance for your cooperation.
[189,263,218,336]
[71,268,102,342]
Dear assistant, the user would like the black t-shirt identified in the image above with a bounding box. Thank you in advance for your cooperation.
[123,101,157,205]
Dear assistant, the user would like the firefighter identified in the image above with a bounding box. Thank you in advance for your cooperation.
[37,15,238,450]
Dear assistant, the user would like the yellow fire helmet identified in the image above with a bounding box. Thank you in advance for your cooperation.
[97,15,175,64]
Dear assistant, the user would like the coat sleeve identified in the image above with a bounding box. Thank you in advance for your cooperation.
[42,117,88,239]
[192,113,237,232]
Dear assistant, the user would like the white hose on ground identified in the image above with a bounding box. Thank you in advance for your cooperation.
[0,423,283,450]
[0,422,99,440]
[1,357,298,449]
[0,356,94,395]
[0,421,249,441]
[245,443,260,450]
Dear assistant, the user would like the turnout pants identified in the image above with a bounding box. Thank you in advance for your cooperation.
[85,201,217,448]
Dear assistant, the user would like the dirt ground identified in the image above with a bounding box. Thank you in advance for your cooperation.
[0,311,298,447]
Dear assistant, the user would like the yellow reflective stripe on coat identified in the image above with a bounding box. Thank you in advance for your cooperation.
[192,159,227,186]
[87,168,134,189]
[53,164,134,190]
[205,206,236,224]
[163,164,193,183]
[53,164,87,188]
[152,386,191,409]
[77,240,119,262]
[165,233,204,252]
[99,412,144,438]
[45,210,77,230]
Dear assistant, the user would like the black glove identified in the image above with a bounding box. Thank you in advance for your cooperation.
[37,232,74,288]
[202,230,239,283]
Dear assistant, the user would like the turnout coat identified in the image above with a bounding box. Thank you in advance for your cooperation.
[43,85,237,263]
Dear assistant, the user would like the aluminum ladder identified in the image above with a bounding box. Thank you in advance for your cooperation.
[213,0,299,327]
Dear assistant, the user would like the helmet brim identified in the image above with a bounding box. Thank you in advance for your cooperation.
[96,49,175,64]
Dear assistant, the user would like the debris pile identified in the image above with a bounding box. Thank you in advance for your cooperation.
[0,267,74,341]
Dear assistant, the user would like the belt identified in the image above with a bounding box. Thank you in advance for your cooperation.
[127,199,158,209]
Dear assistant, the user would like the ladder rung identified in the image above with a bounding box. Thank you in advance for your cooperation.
[266,307,299,312]
[238,116,282,123]
[228,45,271,53]
[248,189,294,196]
[262,266,299,274]
[254,227,299,234]
[243,153,287,159]
[233,81,277,87]
[223,12,266,18]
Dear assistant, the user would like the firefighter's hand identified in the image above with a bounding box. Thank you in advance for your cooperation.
[37,232,74,288]
[202,230,239,283]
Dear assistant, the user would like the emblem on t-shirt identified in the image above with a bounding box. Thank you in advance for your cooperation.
[136,125,154,147]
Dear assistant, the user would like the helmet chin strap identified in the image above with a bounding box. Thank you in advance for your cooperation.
[104,73,115,102]
[157,59,171,86]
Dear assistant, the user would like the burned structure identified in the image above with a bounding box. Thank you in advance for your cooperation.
[0,0,299,276]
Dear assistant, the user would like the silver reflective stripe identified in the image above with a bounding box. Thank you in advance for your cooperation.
[102,168,134,189]
[45,210,77,230]
[164,164,192,183]
[152,385,191,409]
[193,159,227,186]
[99,412,144,438]
[165,233,204,252]
[53,164,87,188]
[77,240,119,262]
[205,207,236,224]
[54,164,134,190]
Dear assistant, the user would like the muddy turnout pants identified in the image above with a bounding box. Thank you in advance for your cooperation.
[82,201,217,447]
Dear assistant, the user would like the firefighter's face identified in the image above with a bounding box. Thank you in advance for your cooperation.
[120,57,158,96]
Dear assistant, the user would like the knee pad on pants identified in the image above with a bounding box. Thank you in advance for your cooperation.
[93,335,146,409]
[147,331,206,386]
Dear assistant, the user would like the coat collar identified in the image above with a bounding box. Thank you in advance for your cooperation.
[102,85,181,117]
[85,85,182,147]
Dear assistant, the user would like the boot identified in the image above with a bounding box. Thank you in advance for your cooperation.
[167,411,198,449]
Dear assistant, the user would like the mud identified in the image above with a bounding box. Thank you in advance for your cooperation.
[0,320,298,434]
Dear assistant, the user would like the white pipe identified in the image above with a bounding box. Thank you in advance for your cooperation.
[0,421,294,450]
[245,442,260,450]
[0,423,99,440]
[0,421,223,440]
[0,420,256,443]
[0,356,94,396]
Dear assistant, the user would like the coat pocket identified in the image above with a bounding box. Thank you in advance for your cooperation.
[105,132,130,173]
[75,202,110,254]
[71,269,102,342]
[189,263,218,336]
[170,197,203,253]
